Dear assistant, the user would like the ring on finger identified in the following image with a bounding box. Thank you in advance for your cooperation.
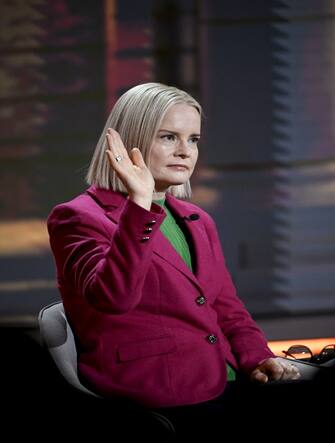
[115,155,123,162]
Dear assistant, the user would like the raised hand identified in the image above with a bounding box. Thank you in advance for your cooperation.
[106,128,155,210]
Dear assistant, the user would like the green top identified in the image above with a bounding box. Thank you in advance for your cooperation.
[153,198,236,382]
[154,198,193,271]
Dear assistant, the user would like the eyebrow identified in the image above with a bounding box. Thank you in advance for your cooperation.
[158,129,201,137]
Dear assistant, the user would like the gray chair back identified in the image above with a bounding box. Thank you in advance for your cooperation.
[38,301,98,396]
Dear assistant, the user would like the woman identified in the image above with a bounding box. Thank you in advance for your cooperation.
[48,82,299,435]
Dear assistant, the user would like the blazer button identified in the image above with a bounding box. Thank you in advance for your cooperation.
[207,334,217,344]
[196,295,206,305]
[144,227,153,233]
[141,236,150,242]
[146,220,156,226]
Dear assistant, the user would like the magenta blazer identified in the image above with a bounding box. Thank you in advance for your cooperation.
[47,185,274,407]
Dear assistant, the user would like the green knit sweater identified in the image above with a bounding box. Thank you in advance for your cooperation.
[154,198,236,382]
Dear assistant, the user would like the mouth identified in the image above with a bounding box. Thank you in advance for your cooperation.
[167,164,189,170]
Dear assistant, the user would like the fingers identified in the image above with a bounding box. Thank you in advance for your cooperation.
[105,149,125,177]
[250,368,268,384]
[106,129,146,171]
[129,147,146,169]
[250,357,301,384]
[106,129,129,165]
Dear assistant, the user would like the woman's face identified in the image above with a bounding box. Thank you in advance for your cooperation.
[149,103,201,192]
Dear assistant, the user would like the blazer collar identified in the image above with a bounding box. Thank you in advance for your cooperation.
[85,185,197,223]
[86,185,210,291]
[86,185,127,223]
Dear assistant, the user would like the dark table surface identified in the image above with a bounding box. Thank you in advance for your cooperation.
[1,326,334,440]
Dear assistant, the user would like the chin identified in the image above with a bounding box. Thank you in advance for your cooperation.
[166,178,188,186]
[155,175,190,188]
[168,173,191,183]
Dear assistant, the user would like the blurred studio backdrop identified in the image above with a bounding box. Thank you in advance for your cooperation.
[0,0,334,341]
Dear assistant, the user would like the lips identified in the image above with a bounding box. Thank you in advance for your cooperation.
[167,164,189,169]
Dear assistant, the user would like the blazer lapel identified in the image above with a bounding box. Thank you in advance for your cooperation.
[153,229,202,291]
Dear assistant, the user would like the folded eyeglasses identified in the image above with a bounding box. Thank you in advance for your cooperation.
[282,344,335,364]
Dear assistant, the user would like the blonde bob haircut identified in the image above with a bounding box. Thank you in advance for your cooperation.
[86,82,202,199]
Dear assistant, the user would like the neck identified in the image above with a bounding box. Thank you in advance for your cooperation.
[152,191,166,200]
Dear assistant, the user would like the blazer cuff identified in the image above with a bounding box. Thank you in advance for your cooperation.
[118,198,166,242]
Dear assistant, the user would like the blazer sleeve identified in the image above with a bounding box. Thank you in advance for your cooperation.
[203,214,275,373]
[47,198,166,314]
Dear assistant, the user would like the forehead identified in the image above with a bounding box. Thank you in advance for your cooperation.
[159,104,201,132]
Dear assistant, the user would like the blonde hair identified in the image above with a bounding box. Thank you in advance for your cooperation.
[86,82,202,198]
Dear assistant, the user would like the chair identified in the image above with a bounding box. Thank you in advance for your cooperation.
[38,301,96,396]
[38,301,175,439]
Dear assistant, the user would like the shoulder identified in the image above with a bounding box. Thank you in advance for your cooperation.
[47,190,103,234]
[48,191,97,218]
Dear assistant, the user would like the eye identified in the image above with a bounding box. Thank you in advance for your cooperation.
[189,137,200,144]
[161,134,176,142]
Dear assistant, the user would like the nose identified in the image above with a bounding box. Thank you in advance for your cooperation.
[174,138,191,158]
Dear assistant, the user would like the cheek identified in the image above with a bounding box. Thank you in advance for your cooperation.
[190,150,199,167]
[150,145,170,165]
[149,146,164,172]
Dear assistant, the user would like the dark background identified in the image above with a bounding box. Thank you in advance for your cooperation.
[0,0,335,360]
[0,0,334,436]
[1,0,334,338]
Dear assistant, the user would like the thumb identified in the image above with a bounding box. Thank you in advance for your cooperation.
[251,369,268,384]
[130,148,146,168]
